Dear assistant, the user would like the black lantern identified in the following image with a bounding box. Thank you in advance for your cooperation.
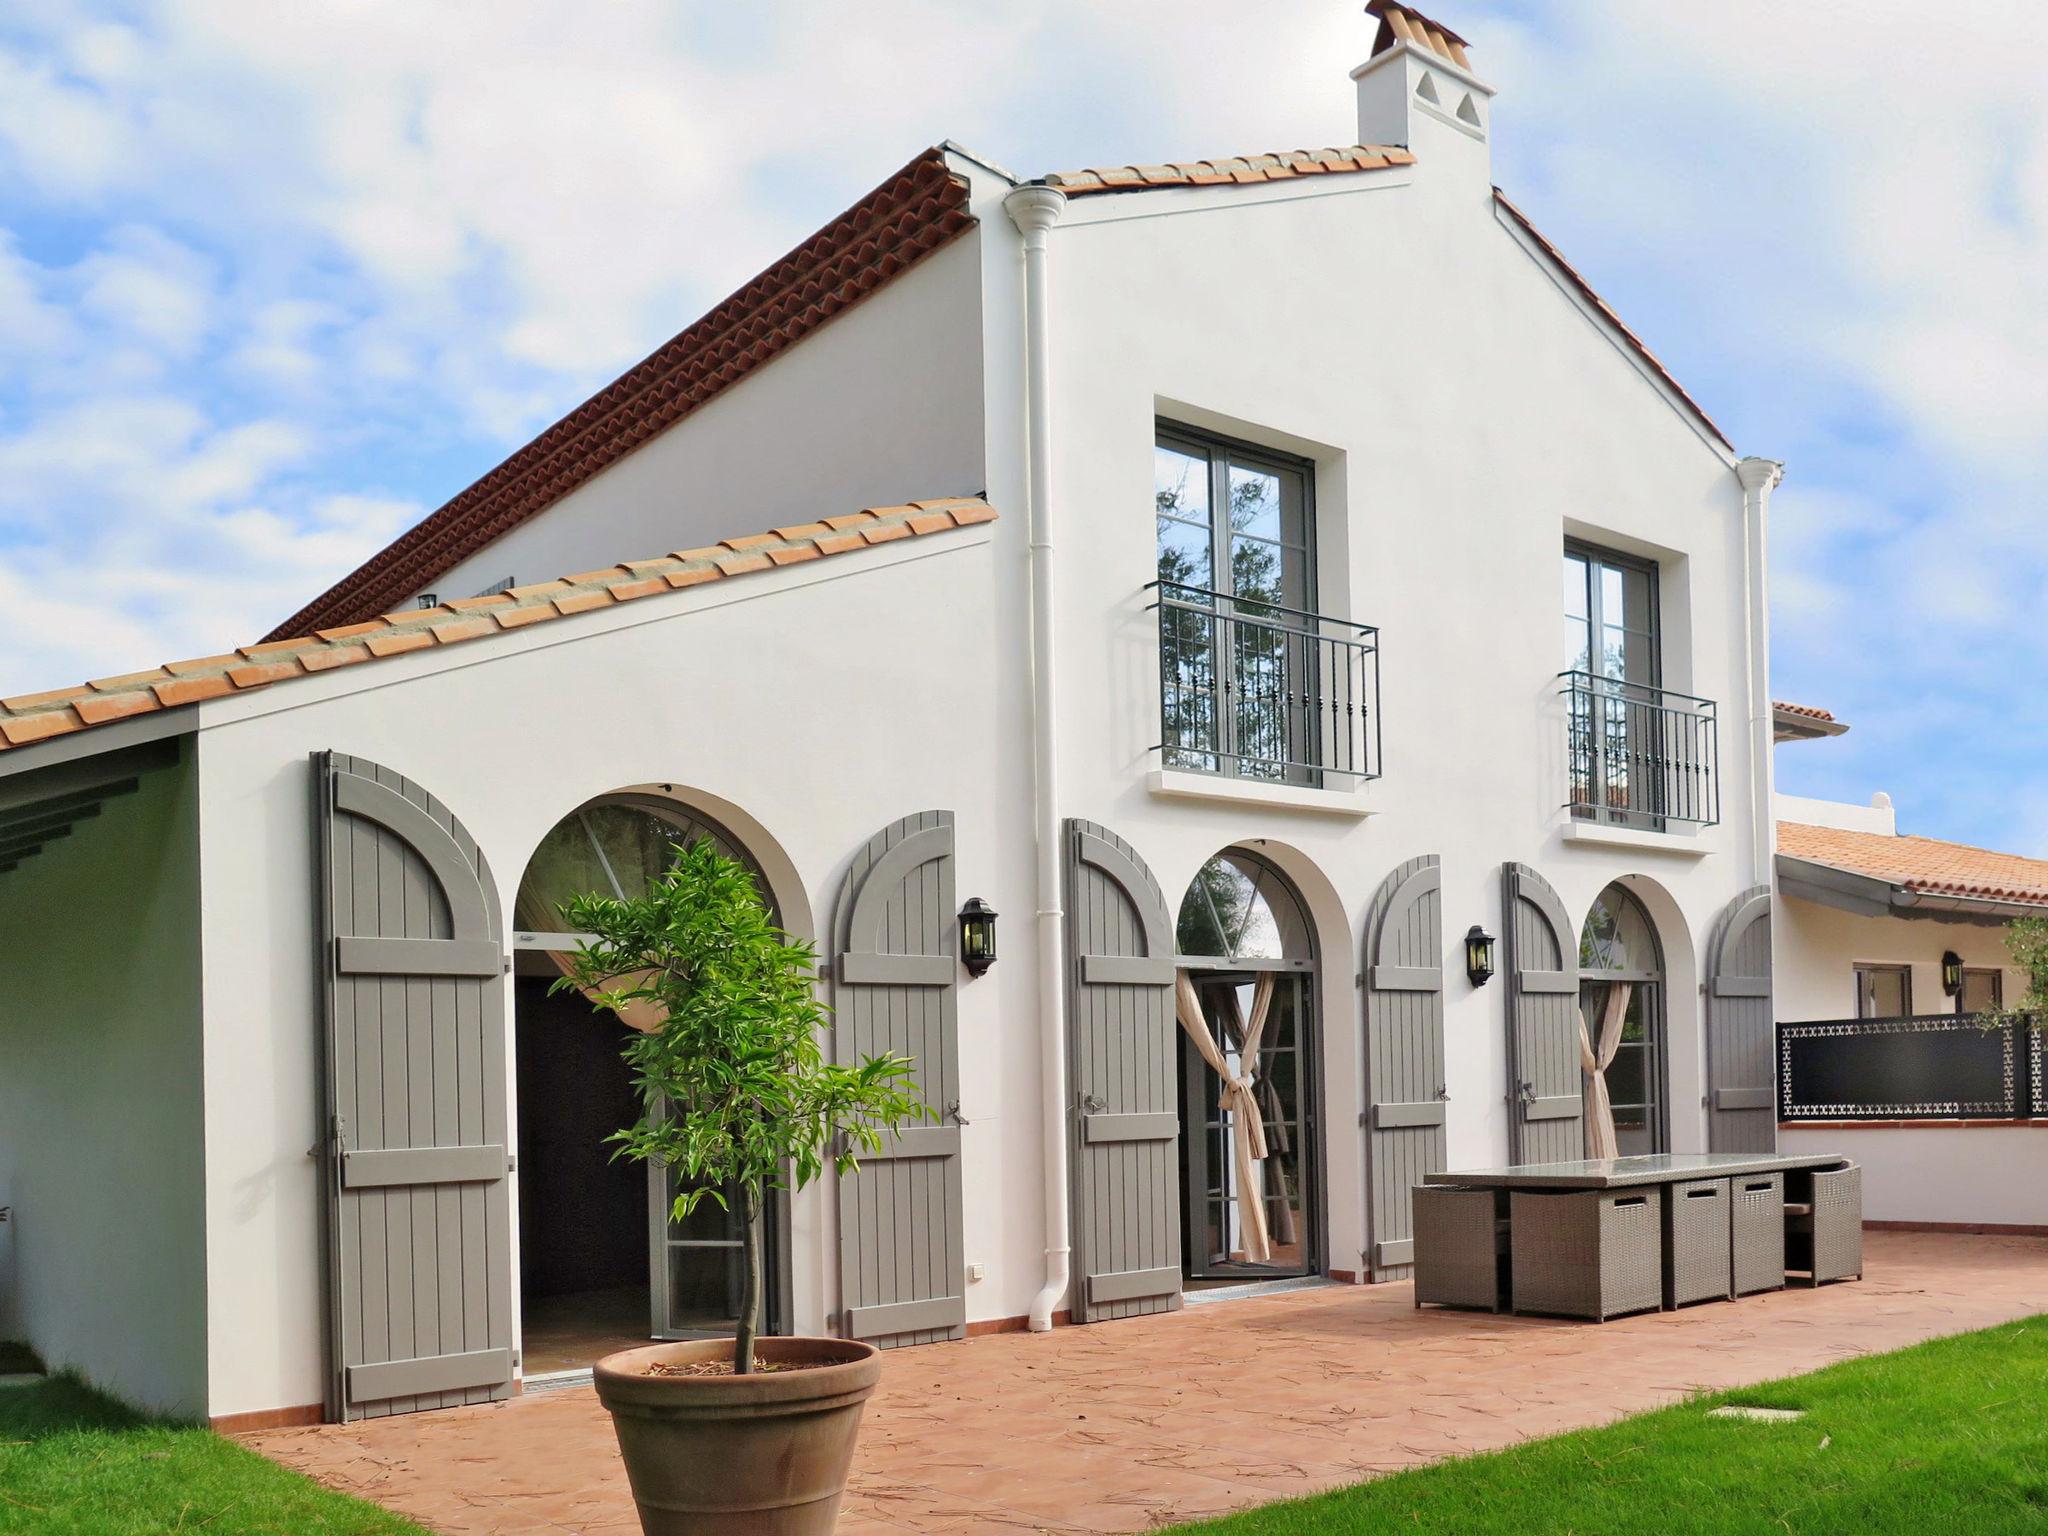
[959,898,998,977]
[1465,925,1497,988]
[1941,950,1963,998]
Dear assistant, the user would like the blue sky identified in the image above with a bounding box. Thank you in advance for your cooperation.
[1,1,2043,849]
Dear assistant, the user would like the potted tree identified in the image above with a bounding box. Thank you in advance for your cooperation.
[554,838,930,1536]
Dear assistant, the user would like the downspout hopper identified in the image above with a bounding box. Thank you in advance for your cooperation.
[1004,183,1070,1333]
[1737,457,1784,890]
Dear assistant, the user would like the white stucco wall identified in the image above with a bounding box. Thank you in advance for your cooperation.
[0,752,209,1418]
[1775,893,2024,1023]
[192,528,1022,1420]
[1778,1126,2047,1228]
[420,233,988,604]
[966,76,1764,1276]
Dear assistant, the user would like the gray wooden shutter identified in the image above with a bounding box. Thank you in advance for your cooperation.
[832,811,965,1347]
[1502,862,1584,1163]
[1065,819,1181,1322]
[317,752,512,1422]
[1362,855,1447,1277]
[1706,886,1777,1153]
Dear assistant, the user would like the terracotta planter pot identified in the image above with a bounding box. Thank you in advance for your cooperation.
[594,1336,881,1536]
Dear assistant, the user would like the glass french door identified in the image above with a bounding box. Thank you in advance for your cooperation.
[1156,428,1318,782]
[1563,544,1663,825]
[647,1162,781,1339]
[1180,971,1318,1280]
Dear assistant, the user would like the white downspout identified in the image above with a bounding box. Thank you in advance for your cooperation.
[1005,183,1070,1333]
[1736,457,1784,890]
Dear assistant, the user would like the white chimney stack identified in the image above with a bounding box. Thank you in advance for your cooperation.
[1352,2,1494,185]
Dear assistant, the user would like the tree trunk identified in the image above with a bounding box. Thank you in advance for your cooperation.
[735,1181,763,1375]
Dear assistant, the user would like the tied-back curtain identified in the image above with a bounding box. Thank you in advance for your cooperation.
[1579,981,1632,1160]
[1175,970,1275,1262]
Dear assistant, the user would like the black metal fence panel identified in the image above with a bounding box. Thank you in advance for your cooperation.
[1778,1014,2039,1121]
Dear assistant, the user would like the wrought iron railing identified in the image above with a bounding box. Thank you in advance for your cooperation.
[1147,580,1381,786]
[1560,670,1719,830]
[1778,1013,2042,1122]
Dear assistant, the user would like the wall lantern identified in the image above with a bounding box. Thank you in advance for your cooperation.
[959,898,999,977]
[1941,950,1964,998]
[1464,925,1497,988]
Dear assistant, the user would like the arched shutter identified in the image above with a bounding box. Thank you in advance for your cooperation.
[832,811,965,1347]
[1362,855,1447,1277]
[1065,819,1181,1322]
[1706,886,1776,1153]
[317,752,512,1422]
[1502,862,1584,1163]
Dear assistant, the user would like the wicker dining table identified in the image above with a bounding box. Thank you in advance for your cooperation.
[1416,1152,1861,1320]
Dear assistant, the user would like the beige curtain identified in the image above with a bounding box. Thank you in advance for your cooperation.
[1175,970,1276,1263]
[1579,981,1633,1160]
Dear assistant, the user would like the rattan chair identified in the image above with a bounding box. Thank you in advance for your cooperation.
[1730,1172,1786,1296]
[1662,1176,1733,1308]
[1509,1188,1664,1321]
[1413,1185,1508,1312]
[1785,1163,1862,1285]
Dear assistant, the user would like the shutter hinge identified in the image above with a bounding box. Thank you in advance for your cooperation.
[507,1154,518,1174]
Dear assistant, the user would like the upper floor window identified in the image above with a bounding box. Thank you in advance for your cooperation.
[1563,542,1658,688]
[1155,427,1314,613]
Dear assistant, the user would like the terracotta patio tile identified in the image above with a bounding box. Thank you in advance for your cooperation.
[243,1232,2048,1536]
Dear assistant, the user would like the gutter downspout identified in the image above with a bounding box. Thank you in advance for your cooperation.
[1005,183,1070,1334]
[1736,457,1785,891]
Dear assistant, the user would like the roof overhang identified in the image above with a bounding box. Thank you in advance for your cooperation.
[1776,852,2048,927]
[1773,704,1849,743]
[0,736,183,880]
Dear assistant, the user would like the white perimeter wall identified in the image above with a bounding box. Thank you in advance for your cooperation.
[964,94,1765,1277]
[1775,894,2024,1023]
[421,234,987,604]
[0,752,209,1417]
[192,529,1023,1420]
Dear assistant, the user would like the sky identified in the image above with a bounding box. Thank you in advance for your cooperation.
[0,1,2043,850]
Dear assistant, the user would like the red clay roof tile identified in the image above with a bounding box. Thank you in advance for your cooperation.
[1779,821,2048,908]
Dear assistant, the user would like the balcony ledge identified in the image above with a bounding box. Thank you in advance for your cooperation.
[1560,819,1714,857]
[1147,768,1376,818]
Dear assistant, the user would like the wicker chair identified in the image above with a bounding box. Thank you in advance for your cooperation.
[1509,1188,1664,1322]
[1413,1185,1509,1312]
[1785,1163,1863,1286]
[1729,1172,1787,1296]
[1662,1177,1733,1308]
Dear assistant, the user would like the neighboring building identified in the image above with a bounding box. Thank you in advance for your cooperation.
[1772,705,2046,1231]
[0,5,1788,1426]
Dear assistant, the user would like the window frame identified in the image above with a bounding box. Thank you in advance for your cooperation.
[1854,962,1914,1020]
[1156,421,1318,613]
[1958,967,2003,1016]
[1563,538,1662,690]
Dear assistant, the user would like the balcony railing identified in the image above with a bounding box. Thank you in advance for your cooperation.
[1147,580,1381,787]
[1560,670,1719,830]
[1778,1013,2042,1122]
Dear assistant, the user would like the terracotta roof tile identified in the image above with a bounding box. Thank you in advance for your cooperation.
[264,150,977,641]
[0,500,995,758]
[1493,190,1734,452]
[1779,821,2048,908]
[1774,700,1836,723]
[1045,144,1413,197]
[1368,1,1473,69]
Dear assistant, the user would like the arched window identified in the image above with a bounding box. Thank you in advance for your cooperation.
[1175,850,1314,965]
[515,797,766,934]
[1579,883,1666,1156]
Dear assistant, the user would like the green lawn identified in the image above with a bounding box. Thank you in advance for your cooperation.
[1170,1314,2048,1535]
[0,1370,428,1535]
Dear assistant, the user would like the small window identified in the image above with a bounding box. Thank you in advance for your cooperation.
[1959,968,2002,1015]
[1854,963,1912,1019]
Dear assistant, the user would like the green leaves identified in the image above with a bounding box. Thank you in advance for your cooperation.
[549,837,935,1221]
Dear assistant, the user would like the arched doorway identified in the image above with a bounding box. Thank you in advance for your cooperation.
[1578,882,1668,1157]
[511,794,788,1375]
[1174,849,1322,1286]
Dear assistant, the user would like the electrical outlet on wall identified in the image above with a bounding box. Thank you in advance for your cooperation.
[966,1263,985,1284]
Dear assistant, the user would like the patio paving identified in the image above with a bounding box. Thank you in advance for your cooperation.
[241,1230,2048,1535]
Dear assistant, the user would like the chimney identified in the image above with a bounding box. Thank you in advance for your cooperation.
[1353,2,1494,181]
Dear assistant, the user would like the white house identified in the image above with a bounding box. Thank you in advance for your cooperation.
[0,4,1790,1429]
[1770,706,2047,1233]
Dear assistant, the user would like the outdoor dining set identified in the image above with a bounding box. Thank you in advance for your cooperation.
[1412,1152,1864,1321]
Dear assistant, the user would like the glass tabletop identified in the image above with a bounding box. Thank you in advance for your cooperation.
[1423,1151,1849,1189]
